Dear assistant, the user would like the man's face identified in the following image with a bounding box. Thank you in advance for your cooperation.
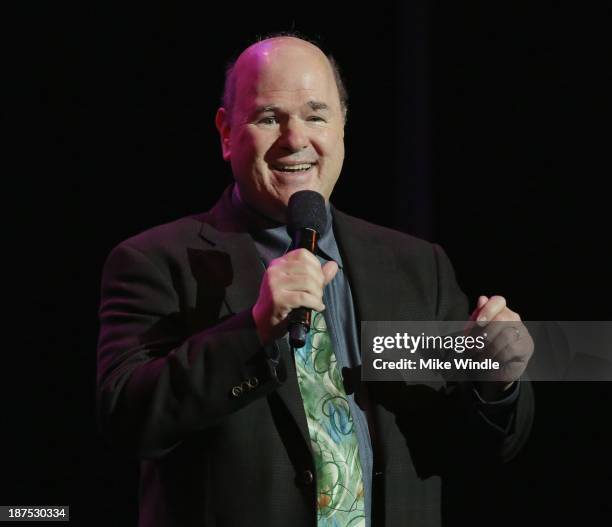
[216,38,345,221]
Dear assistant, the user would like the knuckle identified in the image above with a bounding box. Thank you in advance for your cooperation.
[267,264,281,278]
[271,289,284,306]
[493,295,507,307]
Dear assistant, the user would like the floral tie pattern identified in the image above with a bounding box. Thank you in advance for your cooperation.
[294,311,366,527]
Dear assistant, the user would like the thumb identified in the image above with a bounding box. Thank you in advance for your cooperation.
[469,295,489,323]
[322,260,339,285]
[477,295,489,309]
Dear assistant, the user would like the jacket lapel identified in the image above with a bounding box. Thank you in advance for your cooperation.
[196,190,313,453]
[198,222,263,315]
[332,209,401,323]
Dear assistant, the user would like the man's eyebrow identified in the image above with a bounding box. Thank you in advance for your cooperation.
[253,105,279,115]
[250,101,330,117]
[307,101,330,112]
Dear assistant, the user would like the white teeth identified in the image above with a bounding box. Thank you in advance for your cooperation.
[273,163,313,172]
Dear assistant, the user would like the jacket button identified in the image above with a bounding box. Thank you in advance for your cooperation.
[302,469,314,485]
[231,386,242,398]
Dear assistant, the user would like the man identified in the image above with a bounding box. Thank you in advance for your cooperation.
[97,35,534,526]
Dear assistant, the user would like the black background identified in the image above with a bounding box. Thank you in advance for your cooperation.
[4,1,611,525]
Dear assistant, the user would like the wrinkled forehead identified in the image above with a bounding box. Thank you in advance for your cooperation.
[233,39,340,110]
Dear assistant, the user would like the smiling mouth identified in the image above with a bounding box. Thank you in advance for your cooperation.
[270,162,316,173]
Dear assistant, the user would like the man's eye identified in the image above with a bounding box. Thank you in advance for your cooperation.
[308,116,326,122]
[258,116,278,125]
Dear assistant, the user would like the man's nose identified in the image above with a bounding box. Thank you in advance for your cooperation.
[278,118,308,152]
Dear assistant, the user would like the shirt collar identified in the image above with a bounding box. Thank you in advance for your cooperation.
[229,184,343,268]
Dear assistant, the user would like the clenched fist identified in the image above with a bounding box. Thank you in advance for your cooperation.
[468,295,534,400]
[252,248,339,345]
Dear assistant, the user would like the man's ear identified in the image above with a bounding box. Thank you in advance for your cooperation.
[215,107,231,161]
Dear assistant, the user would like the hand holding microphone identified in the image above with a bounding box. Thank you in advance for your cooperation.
[251,191,338,347]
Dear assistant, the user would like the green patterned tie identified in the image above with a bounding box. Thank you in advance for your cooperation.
[294,311,366,527]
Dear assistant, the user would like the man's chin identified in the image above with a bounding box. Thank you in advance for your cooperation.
[239,183,328,223]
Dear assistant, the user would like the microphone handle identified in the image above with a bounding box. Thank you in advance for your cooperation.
[288,228,318,348]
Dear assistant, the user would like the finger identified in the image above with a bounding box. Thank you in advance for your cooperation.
[283,291,326,312]
[476,295,507,325]
[272,259,325,289]
[489,344,527,375]
[275,267,325,290]
[479,308,521,342]
[466,295,490,334]
[285,248,321,267]
[274,274,325,302]
[322,260,339,285]
[487,325,523,358]
[477,295,489,310]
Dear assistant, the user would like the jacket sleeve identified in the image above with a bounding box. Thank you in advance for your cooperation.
[432,243,535,465]
[96,242,284,460]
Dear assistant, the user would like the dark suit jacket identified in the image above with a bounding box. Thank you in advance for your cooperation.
[96,187,534,527]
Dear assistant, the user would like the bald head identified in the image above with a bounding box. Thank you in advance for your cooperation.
[222,36,348,124]
[214,34,347,221]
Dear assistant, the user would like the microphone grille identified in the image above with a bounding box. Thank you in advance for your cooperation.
[287,190,327,235]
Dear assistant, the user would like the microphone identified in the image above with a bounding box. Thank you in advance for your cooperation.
[286,190,327,348]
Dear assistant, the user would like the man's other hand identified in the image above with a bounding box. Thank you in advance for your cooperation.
[468,295,534,400]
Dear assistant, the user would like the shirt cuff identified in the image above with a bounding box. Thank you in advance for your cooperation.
[472,380,521,406]
[471,381,521,434]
